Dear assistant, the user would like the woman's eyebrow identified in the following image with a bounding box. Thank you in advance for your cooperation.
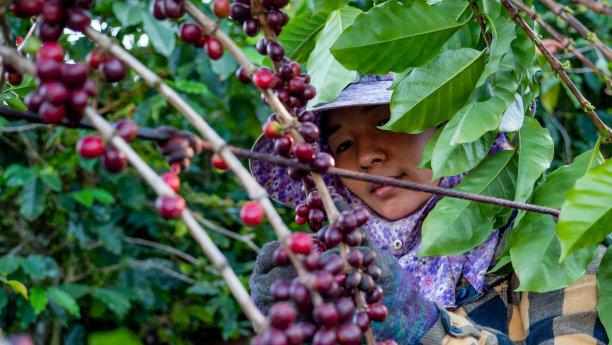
[323,124,341,140]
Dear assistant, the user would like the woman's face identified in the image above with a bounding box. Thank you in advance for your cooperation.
[323,105,440,221]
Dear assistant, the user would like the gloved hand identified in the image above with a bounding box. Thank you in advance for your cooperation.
[156,126,204,172]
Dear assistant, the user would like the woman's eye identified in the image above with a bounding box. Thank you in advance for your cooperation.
[377,117,390,126]
[336,140,353,154]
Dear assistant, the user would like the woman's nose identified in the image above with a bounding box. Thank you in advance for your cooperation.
[357,137,386,170]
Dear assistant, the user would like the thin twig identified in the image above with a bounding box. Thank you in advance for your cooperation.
[124,237,200,265]
[1,123,50,132]
[540,0,612,61]
[570,0,612,15]
[502,0,612,143]
[470,2,492,50]
[70,260,196,284]
[192,213,260,252]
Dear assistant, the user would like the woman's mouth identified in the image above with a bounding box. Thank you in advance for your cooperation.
[370,174,405,198]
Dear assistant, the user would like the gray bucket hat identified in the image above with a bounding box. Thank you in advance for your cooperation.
[250,74,394,207]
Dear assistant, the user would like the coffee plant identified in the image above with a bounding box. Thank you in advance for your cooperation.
[0,0,611,344]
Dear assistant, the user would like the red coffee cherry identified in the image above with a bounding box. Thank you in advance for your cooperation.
[269,301,296,329]
[40,80,69,103]
[294,142,315,163]
[66,7,91,32]
[204,38,224,60]
[36,59,62,82]
[86,49,104,69]
[263,120,282,139]
[211,153,229,170]
[287,232,313,254]
[366,303,388,322]
[212,0,230,18]
[102,147,128,173]
[236,66,251,84]
[39,101,66,124]
[115,119,139,142]
[36,42,64,62]
[252,68,275,89]
[69,89,89,111]
[61,63,88,89]
[179,23,202,44]
[99,57,126,83]
[336,323,363,345]
[162,172,181,192]
[240,201,264,226]
[42,0,64,22]
[25,90,45,112]
[37,20,63,42]
[76,136,104,159]
[155,195,186,219]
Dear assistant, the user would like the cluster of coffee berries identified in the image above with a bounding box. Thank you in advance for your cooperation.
[25,43,98,124]
[230,0,289,37]
[152,0,185,20]
[86,49,127,83]
[178,23,224,60]
[240,201,265,226]
[75,119,137,174]
[249,60,317,108]
[314,208,370,249]
[10,0,92,42]
[294,190,326,231]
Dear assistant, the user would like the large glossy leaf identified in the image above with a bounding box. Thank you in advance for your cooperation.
[313,0,349,14]
[498,93,524,132]
[510,145,602,291]
[29,286,48,315]
[557,156,612,261]
[420,150,517,256]
[112,3,142,27]
[383,48,486,134]
[49,287,80,317]
[515,116,553,202]
[431,0,471,20]
[92,287,132,318]
[597,247,612,339]
[280,11,329,64]
[18,177,45,221]
[416,126,442,170]
[330,1,465,74]
[476,0,516,86]
[306,7,360,106]
[140,10,175,57]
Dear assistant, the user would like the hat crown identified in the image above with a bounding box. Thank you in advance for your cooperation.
[353,72,393,84]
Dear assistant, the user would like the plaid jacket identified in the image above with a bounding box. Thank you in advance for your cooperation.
[417,244,609,345]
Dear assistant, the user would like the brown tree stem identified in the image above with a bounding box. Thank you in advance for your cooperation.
[470,2,492,51]
[570,0,612,16]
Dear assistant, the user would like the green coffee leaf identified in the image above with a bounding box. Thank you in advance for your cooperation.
[30,286,48,315]
[87,328,143,345]
[280,11,329,64]
[140,9,175,57]
[49,287,80,317]
[112,3,142,27]
[313,0,349,14]
[18,177,45,221]
[0,255,21,275]
[5,280,28,300]
[416,126,442,170]
[515,116,554,202]
[92,287,132,318]
[597,247,612,339]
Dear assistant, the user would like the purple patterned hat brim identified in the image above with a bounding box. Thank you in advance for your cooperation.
[310,80,393,112]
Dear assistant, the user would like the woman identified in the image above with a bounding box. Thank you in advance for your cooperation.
[247,74,608,345]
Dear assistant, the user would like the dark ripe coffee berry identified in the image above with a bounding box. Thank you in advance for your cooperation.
[41,81,70,103]
[267,41,285,62]
[212,0,230,18]
[263,120,282,139]
[261,0,276,8]
[86,50,104,70]
[270,279,291,300]
[42,0,63,22]
[346,249,363,268]
[300,73,311,84]
[299,322,316,341]
[336,297,356,322]
[295,204,309,217]
[229,2,250,23]
[288,96,300,108]
[61,63,88,89]
[6,71,22,85]
[302,84,317,101]
[179,23,202,44]
[308,208,325,224]
[302,251,319,271]
[256,38,267,55]
[262,328,288,345]
[287,232,313,255]
[274,88,289,103]
[354,207,370,226]
[366,303,388,322]
[298,110,315,123]
[353,311,370,332]
[366,264,382,280]
[25,90,44,112]
[253,68,276,89]
[152,0,167,19]
[38,20,63,42]
[294,142,315,163]
[77,0,94,9]
[162,172,181,192]
[273,25,283,36]
[287,76,305,95]
[336,323,362,345]
[69,89,89,110]
[278,64,293,80]
[344,271,362,289]
[344,230,363,247]
[303,174,315,188]
[279,9,289,25]
[36,42,64,62]
[20,0,44,16]
[39,101,65,123]
[362,249,377,266]
[205,38,224,60]
[338,211,358,233]
[36,59,62,81]
[284,324,304,345]
[312,152,335,173]
[273,246,290,266]
[269,302,296,329]
[66,8,91,32]
[116,119,139,142]
[243,17,260,37]
[307,191,322,208]
[314,226,327,242]
[313,303,338,327]
[266,10,283,28]
[103,147,128,173]
[236,66,251,84]
[366,285,384,304]
[312,328,336,345]
[359,273,375,293]
[324,226,343,248]
[276,0,290,8]
[210,153,228,170]
[288,165,307,181]
[289,281,310,306]
[308,219,322,232]
[312,271,333,292]
[99,57,126,83]
[273,135,294,156]
[77,136,104,159]
[271,75,283,89]
[298,121,319,143]
[82,79,99,97]
[240,201,265,226]
[320,254,343,275]
[164,0,185,18]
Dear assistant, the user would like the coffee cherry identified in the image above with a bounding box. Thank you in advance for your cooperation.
[362,250,377,266]
[336,323,362,345]
[77,0,94,9]
[77,136,104,159]
[262,328,288,345]
[266,10,283,28]
[279,8,289,25]
[155,195,186,219]
[229,2,250,22]
[366,265,382,280]
[212,0,230,18]
[82,79,98,97]
[344,271,362,289]
[302,251,320,271]
[211,153,229,170]
[253,68,275,89]
[261,0,276,8]
[267,41,285,62]
[179,23,202,44]
[366,285,384,304]
[320,254,343,275]
[312,328,336,345]
[269,302,296,329]
[66,7,91,32]
[41,81,69,103]
[204,38,224,60]
[236,66,251,84]
[298,110,314,123]
[312,271,333,293]
[39,101,65,123]
[243,17,260,37]
[343,230,363,247]
[288,77,305,95]
[6,71,22,85]
[152,0,167,19]
[25,90,44,112]
[295,204,310,217]
[99,57,126,83]
[273,246,290,266]
[313,303,338,327]
[102,147,128,173]
[298,122,319,143]
[288,165,307,181]
[263,120,282,139]
[271,279,291,300]
[36,59,62,81]
[42,0,64,22]
[164,0,185,18]
[335,297,355,322]
[20,0,44,16]
[366,304,388,322]
[353,207,370,226]
[115,119,138,142]
[312,152,335,173]
[273,135,294,156]
[300,73,311,84]
[308,208,325,224]
[338,211,358,233]
[294,142,315,163]
[289,281,310,306]
[61,63,88,89]
[69,89,89,110]
[284,324,304,345]
[359,274,375,293]
[301,84,316,101]
[38,20,63,42]
[36,42,64,62]
[346,249,363,268]
[275,88,290,103]
[162,172,180,192]
[23,36,41,55]
[256,38,268,56]
[353,312,370,332]
[240,201,264,226]
[287,232,312,254]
